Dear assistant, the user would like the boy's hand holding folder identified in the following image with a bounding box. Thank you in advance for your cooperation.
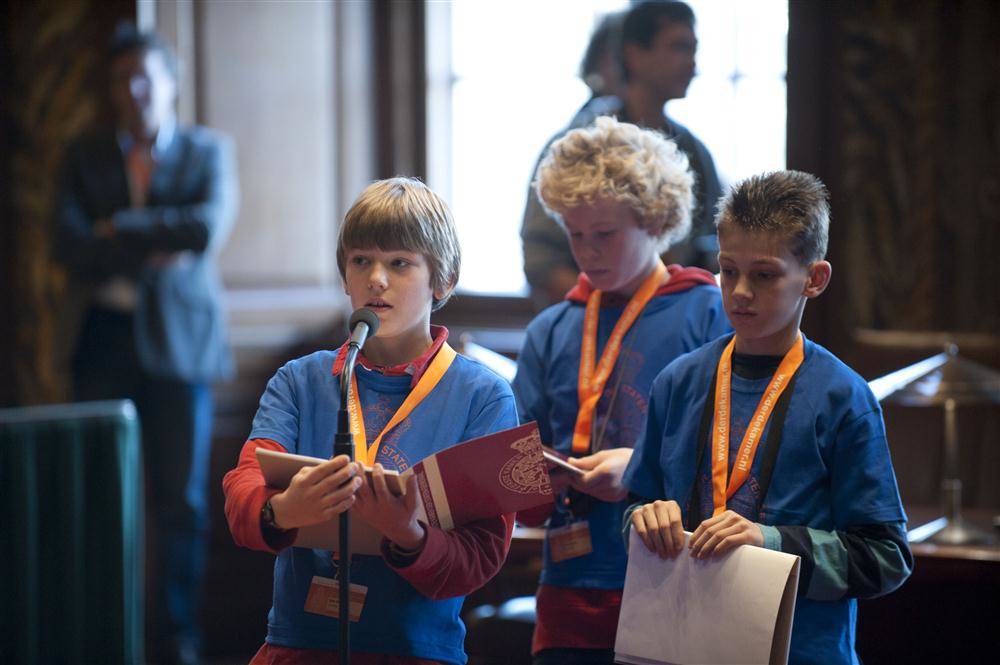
[268,455,362,531]
[353,463,423,551]
[257,422,554,553]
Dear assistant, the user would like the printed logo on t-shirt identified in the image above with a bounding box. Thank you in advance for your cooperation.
[374,442,412,472]
[693,462,764,522]
[365,394,404,436]
[594,348,648,451]
[363,392,413,454]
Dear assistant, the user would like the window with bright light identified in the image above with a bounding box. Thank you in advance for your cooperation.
[427,0,788,296]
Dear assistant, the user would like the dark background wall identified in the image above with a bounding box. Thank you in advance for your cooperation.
[790,0,1000,352]
[1,0,135,408]
[789,0,1000,513]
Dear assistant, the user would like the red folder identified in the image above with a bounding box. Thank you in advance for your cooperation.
[413,422,555,530]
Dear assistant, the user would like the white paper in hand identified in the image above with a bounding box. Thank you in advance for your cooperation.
[615,529,800,665]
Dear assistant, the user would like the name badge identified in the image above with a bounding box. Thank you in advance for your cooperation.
[304,575,367,622]
[549,520,593,562]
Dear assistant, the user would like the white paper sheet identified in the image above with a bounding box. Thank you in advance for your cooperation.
[615,530,799,665]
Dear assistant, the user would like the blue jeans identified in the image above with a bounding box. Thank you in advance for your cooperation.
[73,307,212,657]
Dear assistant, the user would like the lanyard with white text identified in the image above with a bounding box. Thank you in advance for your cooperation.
[347,342,457,466]
[711,333,804,516]
[572,262,667,455]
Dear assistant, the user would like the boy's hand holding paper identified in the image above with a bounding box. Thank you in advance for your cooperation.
[631,499,686,559]
[615,529,800,665]
[631,499,766,560]
[688,508,764,558]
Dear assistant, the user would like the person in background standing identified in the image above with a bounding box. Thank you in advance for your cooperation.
[521,1,722,308]
[579,10,626,101]
[54,23,238,665]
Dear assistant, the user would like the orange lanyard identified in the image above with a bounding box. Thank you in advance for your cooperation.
[711,334,804,516]
[347,342,457,466]
[572,262,667,455]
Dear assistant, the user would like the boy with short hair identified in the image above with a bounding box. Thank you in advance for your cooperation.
[514,116,731,664]
[624,170,913,665]
[223,177,518,664]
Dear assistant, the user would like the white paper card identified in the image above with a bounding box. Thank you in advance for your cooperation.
[615,529,800,665]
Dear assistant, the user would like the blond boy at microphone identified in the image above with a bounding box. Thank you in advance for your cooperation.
[512,117,731,664]
[623,171,912,665]
[223,177,518,664]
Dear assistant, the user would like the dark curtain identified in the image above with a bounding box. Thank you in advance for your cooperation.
[0,0,134,407]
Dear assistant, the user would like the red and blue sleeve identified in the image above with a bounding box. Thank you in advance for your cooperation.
[222,437,298,554]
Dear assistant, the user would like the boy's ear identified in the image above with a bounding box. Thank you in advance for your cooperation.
[433,278,457,303]
[803,260,832,298]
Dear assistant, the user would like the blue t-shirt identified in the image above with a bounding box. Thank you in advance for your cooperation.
[513,285,730,589]
[624,334,907,665]
[250,349,518,664]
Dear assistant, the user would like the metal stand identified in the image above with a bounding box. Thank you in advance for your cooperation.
[875,342,1000,547]
[334,344,360,665]
[925,398,993,546]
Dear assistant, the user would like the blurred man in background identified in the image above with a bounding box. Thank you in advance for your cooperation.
[579,10,626,101]
[521,1,721,307]
[54,24,238,665]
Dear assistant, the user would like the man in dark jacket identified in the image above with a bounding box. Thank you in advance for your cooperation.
[54,25,238,665]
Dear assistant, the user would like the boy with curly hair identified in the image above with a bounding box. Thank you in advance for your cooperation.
[513,116,731,664]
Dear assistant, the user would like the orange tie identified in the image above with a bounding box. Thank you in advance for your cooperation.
[126,142,154,207]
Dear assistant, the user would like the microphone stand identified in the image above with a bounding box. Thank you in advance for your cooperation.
[334,341,360,665]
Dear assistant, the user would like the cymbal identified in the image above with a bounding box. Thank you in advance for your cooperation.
[855,328,999,351]
[881,345,1000,406]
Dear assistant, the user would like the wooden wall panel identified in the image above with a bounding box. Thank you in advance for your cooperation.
[790,0,1000,361]
[1,0,133,406]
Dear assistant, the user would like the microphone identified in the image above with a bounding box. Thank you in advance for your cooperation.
[348,307,380,350]
[338,307,379,665]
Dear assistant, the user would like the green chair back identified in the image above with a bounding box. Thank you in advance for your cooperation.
[0,400,144,665]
